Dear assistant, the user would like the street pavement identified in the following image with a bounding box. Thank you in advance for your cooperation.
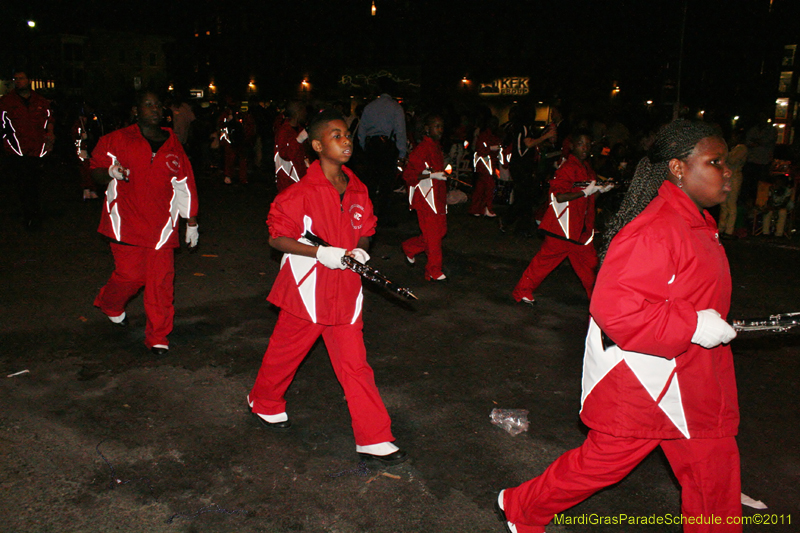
[1,165,798,532]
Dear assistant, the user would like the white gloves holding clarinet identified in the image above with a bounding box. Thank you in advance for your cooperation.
[692,309,737,348]
[316,246,371,270]
[582,180,614,196]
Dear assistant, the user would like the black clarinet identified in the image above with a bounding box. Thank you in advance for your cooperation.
[303,231,418,300]
[732,312,800,332]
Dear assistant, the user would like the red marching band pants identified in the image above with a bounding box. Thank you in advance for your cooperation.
[402,207,447,280]
[512,235,597,301]
[249,310,394,446]
[94,242,175,348]
[223,142,249,183]
[469,169,495,215]
[503,430,742,533]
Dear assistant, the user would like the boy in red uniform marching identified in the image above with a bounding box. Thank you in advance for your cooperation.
[512,130,613,304]
[248,110,407,466]
[401,115,449,281]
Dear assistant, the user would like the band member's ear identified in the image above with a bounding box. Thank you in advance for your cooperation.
[311,139,322,153]
[668,158,683,180]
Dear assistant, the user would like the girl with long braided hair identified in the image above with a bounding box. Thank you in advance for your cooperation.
[496,120,743,533]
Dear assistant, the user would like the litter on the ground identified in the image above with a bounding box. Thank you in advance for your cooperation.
[7,370,30,378]
[741,493,768,509]
[490,408,530,436]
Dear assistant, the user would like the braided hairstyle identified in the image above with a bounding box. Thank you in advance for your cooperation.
[598,119,720,265]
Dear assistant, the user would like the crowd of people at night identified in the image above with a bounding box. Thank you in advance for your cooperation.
[2,68,799,532]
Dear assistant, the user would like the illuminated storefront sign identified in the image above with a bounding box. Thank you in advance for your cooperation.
[479,77,530,96]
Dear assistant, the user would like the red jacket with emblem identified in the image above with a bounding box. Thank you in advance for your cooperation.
[538,154,596,244]
[0,90,53,157]
[402,136,446,215]
[581,180,738,439]
[267,160,376,325]
[90,125,198,249]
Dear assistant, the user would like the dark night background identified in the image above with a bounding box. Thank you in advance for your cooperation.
[1,0,799,119]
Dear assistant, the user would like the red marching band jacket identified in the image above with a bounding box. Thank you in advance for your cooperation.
[267,160,377,325]
[537,154,596,245]
[0,90,52,157]
[472,129,501,176]
[90,125,198,250]
[274,120,308,189]
[581,181,738,440]
[402,136,447,215]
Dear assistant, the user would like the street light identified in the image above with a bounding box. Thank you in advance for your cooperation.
[27,20,36,28]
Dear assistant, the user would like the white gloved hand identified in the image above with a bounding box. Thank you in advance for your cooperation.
[185,224,199,247]
[109,165,128,181]
[430,171,447,181]
[316,246,347,270]
[582,180,601,196]
[79,149,89,160]
[691,309,737,348]
[599,182,615,193]
[350,248,370,264]
[296,129,309,143]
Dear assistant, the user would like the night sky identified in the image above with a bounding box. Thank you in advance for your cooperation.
[2,0,797,114]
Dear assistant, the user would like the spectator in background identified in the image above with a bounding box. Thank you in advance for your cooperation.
[742,113,777,207]
[718,129,747,239]
[169,93,195,149]
[0,69,55,230]
[357,76,407,227]
[501,108,556,236]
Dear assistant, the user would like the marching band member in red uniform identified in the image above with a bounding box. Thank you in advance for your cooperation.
[512,131,612,304]
[469,116,502,217]
[248,110,406,465]
[0,69,55,229]
[401,115,449,281]
[91,91,198,356]
[497,120,741,533]
[218,96,255,185]
[274,101,309,192]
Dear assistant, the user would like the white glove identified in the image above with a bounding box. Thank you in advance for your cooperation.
[185,224,199,247]
[316,246,347,270]
[430,171,447,181]
[599,182,615,193]
[582,180,601,196]
[350,248,370,264]
[296,129,309,143]
[691,309,737,348]
[109,165,128,181]
[79,149,89,160]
